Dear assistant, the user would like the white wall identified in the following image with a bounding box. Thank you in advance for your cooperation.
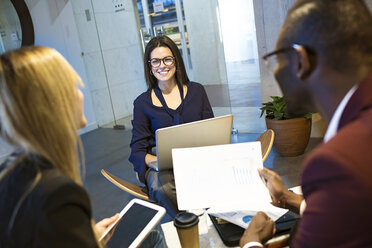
[0,0,99,162]
[253,0,327,137]
[25,0,97,134]
[71,0,146,126]
[253,0,295,103]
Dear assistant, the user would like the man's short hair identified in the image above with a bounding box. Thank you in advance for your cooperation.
[279,0,372,72]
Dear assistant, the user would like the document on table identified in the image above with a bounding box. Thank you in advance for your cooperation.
[207,204,288,229]
[172,142,272,210]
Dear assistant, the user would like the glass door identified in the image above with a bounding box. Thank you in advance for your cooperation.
[217,0,265,133]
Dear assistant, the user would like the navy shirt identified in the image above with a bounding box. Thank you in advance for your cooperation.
[129,81,214,183]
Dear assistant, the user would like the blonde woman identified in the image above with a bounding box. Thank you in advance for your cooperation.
[0,47,165,247]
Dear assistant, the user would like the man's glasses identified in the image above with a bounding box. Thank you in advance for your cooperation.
[148,56,175,68]
[262,44,301,73]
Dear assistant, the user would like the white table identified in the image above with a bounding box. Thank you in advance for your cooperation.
[161,186,301,247]
[161,211,236,248]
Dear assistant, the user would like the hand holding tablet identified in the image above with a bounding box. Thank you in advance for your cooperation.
[99,199,166,248]
[95,214,120,244]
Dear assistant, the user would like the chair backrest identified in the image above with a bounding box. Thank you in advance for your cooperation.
[101,169,150,201]
[256,129,275,163]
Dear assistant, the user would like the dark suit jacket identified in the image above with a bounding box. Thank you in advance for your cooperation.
[292,74,372,247]
[0,154,99,248]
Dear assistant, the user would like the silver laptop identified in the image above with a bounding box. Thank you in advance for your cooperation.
[149,114,233,171]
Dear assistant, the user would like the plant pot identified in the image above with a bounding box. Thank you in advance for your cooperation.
[265,117,312,157]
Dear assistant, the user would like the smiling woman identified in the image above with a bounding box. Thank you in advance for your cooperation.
[129,35,214,218]
[0,0,34,53]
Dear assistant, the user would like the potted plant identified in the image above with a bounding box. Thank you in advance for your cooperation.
[260,96,312,157]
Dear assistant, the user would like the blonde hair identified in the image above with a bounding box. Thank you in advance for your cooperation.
[0,46,84,184]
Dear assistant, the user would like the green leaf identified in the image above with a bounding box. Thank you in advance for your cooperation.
[260,109,265,118]
[274,112,284,120]
[304,113,314,119]
[260,96,313,120]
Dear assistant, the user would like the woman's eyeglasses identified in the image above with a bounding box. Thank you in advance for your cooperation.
[148,56,175,68]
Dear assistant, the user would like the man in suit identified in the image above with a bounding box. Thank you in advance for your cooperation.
[240,0,372,247]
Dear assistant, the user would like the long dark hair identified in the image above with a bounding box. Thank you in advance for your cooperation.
[143,35,189,89]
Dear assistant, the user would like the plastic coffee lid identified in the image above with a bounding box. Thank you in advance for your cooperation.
[173,212,199,229]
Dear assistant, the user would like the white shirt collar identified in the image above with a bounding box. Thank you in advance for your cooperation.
[323,85,358,143]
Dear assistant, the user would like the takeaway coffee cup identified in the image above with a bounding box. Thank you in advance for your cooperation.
[173,212,200,248]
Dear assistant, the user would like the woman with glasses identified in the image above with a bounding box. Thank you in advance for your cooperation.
[129,35,214,217]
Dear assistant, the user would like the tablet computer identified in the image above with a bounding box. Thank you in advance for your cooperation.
[99,199,166,248]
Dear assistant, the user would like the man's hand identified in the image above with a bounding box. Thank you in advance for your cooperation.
[258,168,287,208]
[240,211,276,247]
[259,167,304,213]
[95,213,120,245]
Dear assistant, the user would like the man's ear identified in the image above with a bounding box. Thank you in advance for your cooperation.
[294,45,311,79]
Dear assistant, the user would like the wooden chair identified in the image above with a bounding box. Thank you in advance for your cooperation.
[101,129,275,200]
[101,169,150,201]
[257,129,275,163]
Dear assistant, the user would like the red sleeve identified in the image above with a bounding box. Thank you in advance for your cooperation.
[292,154,372,248]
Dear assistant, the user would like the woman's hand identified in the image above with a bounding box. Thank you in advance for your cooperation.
[95,214,120,245]
[145,154,157,167]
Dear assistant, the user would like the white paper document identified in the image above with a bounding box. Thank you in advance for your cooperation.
[207,204,288,229]
[172,142,272,210]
